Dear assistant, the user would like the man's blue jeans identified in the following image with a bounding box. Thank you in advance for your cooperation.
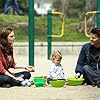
[82,65,100,85]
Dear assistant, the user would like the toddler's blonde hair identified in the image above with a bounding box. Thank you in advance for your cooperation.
[51,50,62,61]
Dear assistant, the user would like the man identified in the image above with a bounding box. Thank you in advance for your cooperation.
[75,28,100,88]
[3,0,23,15]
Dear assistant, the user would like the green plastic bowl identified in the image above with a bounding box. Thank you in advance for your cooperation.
[33,77,46,87]
[50,79,66,87]
[67,78,84,86]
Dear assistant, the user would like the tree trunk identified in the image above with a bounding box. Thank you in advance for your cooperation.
[61,0,69,17]
[77,0,96,34]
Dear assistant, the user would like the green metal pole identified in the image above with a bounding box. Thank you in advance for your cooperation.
[47,10,52,59]
[28,0,34,66]
[96,0,100,27]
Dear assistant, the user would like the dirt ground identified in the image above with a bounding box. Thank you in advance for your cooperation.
[0,85,100,100]
[0,55,100,100]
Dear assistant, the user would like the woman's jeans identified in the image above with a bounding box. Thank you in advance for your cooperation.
[82,65,100,85]
[0,71,31,86]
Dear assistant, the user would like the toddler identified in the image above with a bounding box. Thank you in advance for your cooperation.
[47,50,65,84]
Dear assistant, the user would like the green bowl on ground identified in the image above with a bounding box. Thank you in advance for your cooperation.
[50,79,66,87]
[33,77,46,87]
[67,78,84,86]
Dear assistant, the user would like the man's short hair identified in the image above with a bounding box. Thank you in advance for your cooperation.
[91,28,100,38]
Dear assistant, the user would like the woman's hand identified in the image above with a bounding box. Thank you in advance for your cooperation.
[75,72,81,78]
[5,71,24,81]
[25,66,35,72]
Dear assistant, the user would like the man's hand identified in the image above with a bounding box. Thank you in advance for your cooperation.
[75,72,81,78]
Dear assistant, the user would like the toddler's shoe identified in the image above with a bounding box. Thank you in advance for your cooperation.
[20,79,31,87]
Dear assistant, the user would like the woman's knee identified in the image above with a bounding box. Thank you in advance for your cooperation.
[23,71,31,79]
[3,75,12,81]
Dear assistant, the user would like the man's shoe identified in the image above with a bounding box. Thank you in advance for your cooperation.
[92,84,96,87]
[97,83,100,88]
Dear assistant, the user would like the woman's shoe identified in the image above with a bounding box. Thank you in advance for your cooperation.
[2,84,11,88]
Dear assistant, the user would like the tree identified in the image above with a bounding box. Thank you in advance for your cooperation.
[52,0,85,18]
[67,0,85,18]
[52,0,62,11]
[77,0,96,34]
[0,0,5,13]
[61,0,69,17]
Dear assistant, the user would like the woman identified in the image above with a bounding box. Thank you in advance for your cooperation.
[0,27,35,87]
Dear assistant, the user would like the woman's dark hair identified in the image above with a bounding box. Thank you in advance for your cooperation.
[0,27,13,55]
[91,28,100,38]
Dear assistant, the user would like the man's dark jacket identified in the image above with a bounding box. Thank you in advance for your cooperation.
[75,43,100,74]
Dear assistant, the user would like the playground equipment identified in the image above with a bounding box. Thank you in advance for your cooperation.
[28,0,99,66]
[47,10,64,59]
[84,0,100,37]
[28,0,34,66]
[28,0,64,65]
[97,0,100,27]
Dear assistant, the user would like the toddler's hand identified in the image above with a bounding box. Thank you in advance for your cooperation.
[53,77,57,80]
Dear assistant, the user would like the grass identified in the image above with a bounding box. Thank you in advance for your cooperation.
[51,18,88,42]
[0,14,28,41]
[0,14,89,42]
